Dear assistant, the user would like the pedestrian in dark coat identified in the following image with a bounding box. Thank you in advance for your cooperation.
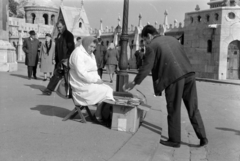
[105,43,119,83]
[94,38,107,78]
[41,19,75,95]
[22,30,41,79]
[124,25,208,148]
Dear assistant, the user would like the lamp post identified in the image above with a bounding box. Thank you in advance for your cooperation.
[116,0,129,92]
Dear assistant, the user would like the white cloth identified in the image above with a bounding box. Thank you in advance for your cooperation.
[69,45,114,106]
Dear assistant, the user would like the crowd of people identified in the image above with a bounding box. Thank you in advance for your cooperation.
[23,20,208,148]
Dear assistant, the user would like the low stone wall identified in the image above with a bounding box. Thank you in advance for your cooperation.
[0,40,18,72]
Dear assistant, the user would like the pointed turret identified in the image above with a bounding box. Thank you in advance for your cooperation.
[163,10,169,29]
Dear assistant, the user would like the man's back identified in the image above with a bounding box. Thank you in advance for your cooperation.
[150,35,193,92]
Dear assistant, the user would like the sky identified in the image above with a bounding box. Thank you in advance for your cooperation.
[52,0,210,29]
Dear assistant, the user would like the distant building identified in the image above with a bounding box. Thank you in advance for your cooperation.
[183,0,240,80]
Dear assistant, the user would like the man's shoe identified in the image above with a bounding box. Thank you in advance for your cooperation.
[43,78,47,81]
[34,76,38,80]
[40,88,52,96]
[160,140,180,148]
[200,138,208,147]
[28,77,31,80]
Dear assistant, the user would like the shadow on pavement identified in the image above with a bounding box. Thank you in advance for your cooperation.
[31,105,73,119]
[141,121,162,135]
[215,127,240,135]
[30,105,97,123]
[10,74,29,79]
[25,84,46,91]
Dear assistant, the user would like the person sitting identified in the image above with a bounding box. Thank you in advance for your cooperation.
[69,36,115,122]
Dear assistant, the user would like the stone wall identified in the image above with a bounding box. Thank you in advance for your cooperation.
[0,0,17,72]
[184,8,222,79]
[218,7,240,80]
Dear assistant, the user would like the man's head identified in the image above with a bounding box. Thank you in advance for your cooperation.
[29,30,36,39]
[97,37,102,44]
[141,25,159,44]
[56,19,66,34]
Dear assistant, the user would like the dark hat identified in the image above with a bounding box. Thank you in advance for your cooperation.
[29,30,36,35]
[45,33,52,37]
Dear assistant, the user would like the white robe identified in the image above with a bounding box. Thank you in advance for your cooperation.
[69,45,114,106]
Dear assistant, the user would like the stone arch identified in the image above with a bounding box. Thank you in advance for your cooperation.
[206,14,210,22]
[207,40,212,53]
[43,13,48,25]
[51,14,56,25]
[31,13,36,24]
[215,13,219,21]
[227,40,240,79]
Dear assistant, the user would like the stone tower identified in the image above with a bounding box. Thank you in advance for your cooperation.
[184,0,240,80]
[24,0,58,25]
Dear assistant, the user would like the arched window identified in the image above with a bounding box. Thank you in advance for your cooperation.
[207,40,212,53]
[51,15,55,25]
[31,13,36,24]
[198,16,202,22]
[79,22,82,28]
[190,17,194,24]
[215,13,219,21]
[43,14,48,25]
[206,15,210,22]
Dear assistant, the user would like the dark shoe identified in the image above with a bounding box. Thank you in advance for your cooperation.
[160,140,180,148]
[93,114,104,125]
[110,80,113,83]
[28,77,31,80]
[200,138,208,147]
[40,88,52,96]
[43,78,47,81]
[34,76,38,80]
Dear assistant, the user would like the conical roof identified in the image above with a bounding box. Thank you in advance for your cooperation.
[25,0,58,9]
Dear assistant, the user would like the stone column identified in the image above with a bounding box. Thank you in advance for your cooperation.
[17,30,24,62]
[0,0,17,72]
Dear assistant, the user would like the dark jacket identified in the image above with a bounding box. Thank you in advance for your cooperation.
[94,43,107,68]
[55,29,75,64]
[105,49,119,65]
[134,35,194,96]
[22,37,41,66]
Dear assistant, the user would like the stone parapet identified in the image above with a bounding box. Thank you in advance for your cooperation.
[0,40,18,72]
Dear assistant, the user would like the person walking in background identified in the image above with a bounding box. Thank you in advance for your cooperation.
[75,37,82,48]
[94,38,107,78]
[22,30,41,80]
[41,19,75,95]
[135,40,145,70]
[124,25,208,148]
[39,33,55,81]
[105,43,119,83]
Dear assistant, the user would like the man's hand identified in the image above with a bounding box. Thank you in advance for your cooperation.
[95,79,103,84]
[52,60,56,64]
[123,81,136,91]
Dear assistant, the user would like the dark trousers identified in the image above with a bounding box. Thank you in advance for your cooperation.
[47,63,61,91]
[165,74,206,143]
[27,66,37,78]
[97,68,103,79]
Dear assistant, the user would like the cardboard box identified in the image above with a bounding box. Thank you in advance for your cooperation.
[111,104,144,134]
[103,92,150,134]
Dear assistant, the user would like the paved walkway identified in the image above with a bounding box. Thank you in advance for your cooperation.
[0,63,240,161]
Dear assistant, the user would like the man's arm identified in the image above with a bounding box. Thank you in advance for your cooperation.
[22,39,29,54]
[66,32,75,58]
[134,46,155,84]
